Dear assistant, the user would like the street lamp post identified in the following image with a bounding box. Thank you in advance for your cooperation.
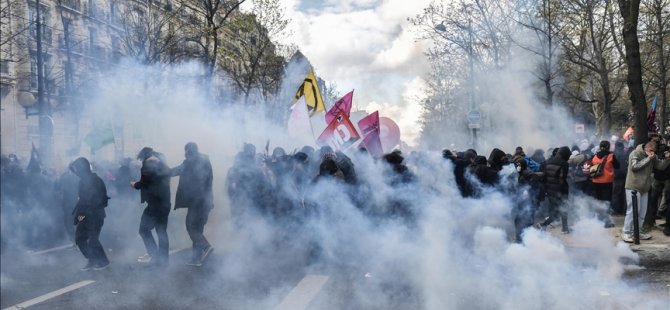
[435,11,478,148]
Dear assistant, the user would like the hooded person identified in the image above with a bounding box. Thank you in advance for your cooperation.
[170,142,214,267]
[443,149,476,197]
[540,146,572,233]
[611,141,628,215]
[590,140,619,227]
[70,157,110,271]
[471,155,499,187]
[488,148,508,172]
[131,147,172,267]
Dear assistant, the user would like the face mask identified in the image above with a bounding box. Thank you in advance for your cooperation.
[516,166,522,172]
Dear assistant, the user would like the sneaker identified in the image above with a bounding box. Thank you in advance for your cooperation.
[80,262,94,271]
[604,222,615,228]
[639,233,652,240]
[561,229,570,234]
[186,258,202,267]
[137,254,152,263]
[93,262,110,270]
[200,246,214,263]
[622,233,633,243]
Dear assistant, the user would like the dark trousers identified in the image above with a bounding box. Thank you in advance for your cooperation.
[186,207,211,259]
[611,178,626,215]
[591,182,614,225]
[75,216,109,266]
[644,180,666,229]
[541,195,568,232]
[514,203,535,242]
[139,207,169,265]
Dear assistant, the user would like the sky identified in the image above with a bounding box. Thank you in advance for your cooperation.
[245,0,435,146]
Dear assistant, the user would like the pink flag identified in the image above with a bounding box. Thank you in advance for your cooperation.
[357,111,383,157]
[287,96,314,144]
[325,90,354,124]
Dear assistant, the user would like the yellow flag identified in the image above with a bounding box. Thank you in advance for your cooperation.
[294,69,325,115]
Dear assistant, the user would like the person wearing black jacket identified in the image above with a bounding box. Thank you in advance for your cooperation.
[611,141,628,215]
[644,142,670,233]
[443,149,476,197]
[70,157,110,271]
[132,147,171,266]
[171,143,214,267]
[539,146,572,233]
[513,156,544,242]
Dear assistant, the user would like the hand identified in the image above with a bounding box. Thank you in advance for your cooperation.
[648,154,656,160]
[77,215,85,222]
[130,181,136,187]
[664,151,670,159]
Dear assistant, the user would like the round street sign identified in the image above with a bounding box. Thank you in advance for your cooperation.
[467,110,481,123]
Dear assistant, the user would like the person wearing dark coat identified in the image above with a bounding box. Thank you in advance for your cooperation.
[56,168,79,243]
[471,155,499,186]
[171,142,214,266]
[70,157,110,270]
[590,140,619,227]
[531,149,546,164]
[513,156,544,242]
[488,148,508,172]
[132,147,171,266]
[611,141,628,215]
[443,149,476,197]
[540,146,572,233]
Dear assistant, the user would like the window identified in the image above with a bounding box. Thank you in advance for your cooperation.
[61,0,81,12]
[30,52,51,91]
[88,27,97,51]
[0,60,9,75]
[28,2,52,44]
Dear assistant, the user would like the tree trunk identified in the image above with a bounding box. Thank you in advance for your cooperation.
[656,2,668,133]
[618,0,647,145]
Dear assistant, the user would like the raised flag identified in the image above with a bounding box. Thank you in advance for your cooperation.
[84,124,115,154]
[648,96,658,132]
[316,112,360,150]
[287,95,314,143]
[357,111,383,157]
[325,90,354,124]
[294,69,325,115]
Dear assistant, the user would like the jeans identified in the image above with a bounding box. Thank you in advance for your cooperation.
[623,190,648,235]
[139,207,169,265]
[75,216,109,266]
[186,207,211,259]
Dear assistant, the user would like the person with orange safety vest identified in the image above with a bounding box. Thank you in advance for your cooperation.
[590,140,620,228]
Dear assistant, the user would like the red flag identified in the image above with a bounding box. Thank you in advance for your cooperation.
[325,90,354,124]
[316,112,360,150]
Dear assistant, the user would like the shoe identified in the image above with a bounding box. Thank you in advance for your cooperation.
[200,246,214,263]
[663,229,670,237]
[639,233,652,240]
[622,233,633,243]
[604,222,615,228]
[137,254,152,263]
[93,262,110,270]
[80,262,94,271]
[561,229,570,234]
[186,258,202,267]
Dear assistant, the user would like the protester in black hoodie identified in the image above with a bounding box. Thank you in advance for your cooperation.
[443,149,476,197]
[132,147,171,267]
[488,148,508,172]
[70,157,110,271]
[540,146,572,233]
[611,141,628,215]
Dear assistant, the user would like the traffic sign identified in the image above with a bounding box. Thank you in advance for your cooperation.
[467,110,481,123]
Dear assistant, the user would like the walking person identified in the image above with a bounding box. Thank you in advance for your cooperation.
[132,147,171,266]
[171,143,214,267]
[70,157,110,271]
[622,141,670,242]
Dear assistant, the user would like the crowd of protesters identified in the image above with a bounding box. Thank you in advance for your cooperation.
[2,133,670,271]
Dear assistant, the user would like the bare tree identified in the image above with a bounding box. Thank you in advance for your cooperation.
[119,2,185,64]
[179,0,247,79]
[219,0,288,104]
[640,0,670,132]
[560,0,626,136]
